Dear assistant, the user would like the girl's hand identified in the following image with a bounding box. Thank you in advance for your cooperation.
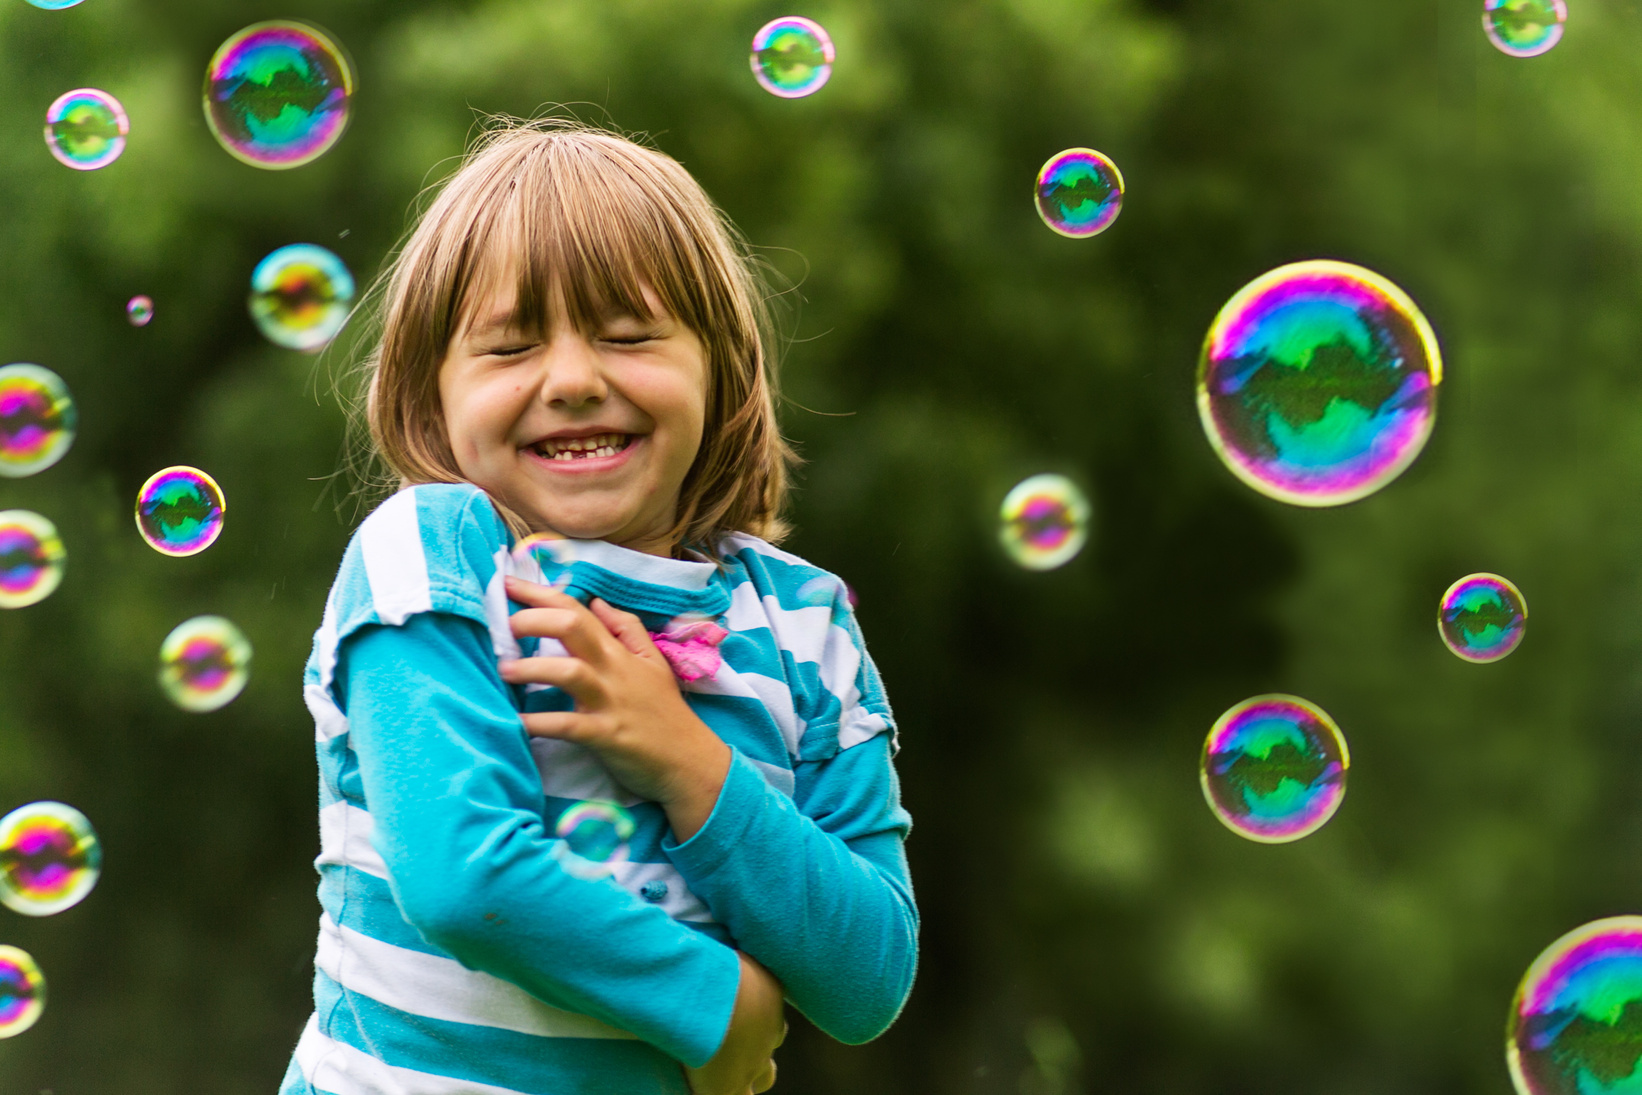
[499,576,731,841]
[685,952,786,1095]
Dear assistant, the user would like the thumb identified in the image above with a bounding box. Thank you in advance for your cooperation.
[588,598,661,659]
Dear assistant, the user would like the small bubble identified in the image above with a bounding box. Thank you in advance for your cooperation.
[751,17,835,98]
[0,364,75,478]
[552,801,635,881]
[1200,694,1349,843]
[159,615,252,712]
[136,466,225,557]
[1035,149,1125,238]
[44,88,127,170]
[0,511,65,609]
[1439,573,1527,663]
[1484,0,1566,57]
[1508,916,1642,1094]
[248,244,355,352]
[204,21,354,169]
[1197,260,1441,507]
[0,801,101,917]
[126,295,154,327]
[0,946,45,1039]
[999,474,1091,571]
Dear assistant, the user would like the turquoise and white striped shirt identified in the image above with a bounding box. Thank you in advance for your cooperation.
[279,484,916,1095]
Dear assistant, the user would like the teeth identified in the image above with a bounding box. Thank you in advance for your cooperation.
[537,433,628,460]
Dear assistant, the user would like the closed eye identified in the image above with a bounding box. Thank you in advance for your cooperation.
[486,343,537,357]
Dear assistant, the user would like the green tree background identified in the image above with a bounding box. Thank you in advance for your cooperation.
[0,0,1637,1091]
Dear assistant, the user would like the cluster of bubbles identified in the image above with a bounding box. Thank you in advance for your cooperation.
[136,466,226,557]
[44,88,127,171]
[0,511,65,610]
[249,244,356,351]
[552,801,636,881]
[999,474,1092,571]
[1035,149,1125,239]
[1200,695,1350,843]
[1508,916,1642,1095]
[750,17,835,98]
[0,363,75,479]
[1440,573,1528,663]
[0,801,102,1038]
[1484,0,1567,58]
[158,616,253,713]
[203,21,355,170]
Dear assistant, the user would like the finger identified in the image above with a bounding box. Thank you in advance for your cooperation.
[752,1060,776,1093]
[504,574,582,608]
[589,598,662,659]
[508,602,615,664]
[520,710,594,741]
[499,656,602,702]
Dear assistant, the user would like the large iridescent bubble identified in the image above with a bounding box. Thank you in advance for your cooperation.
[0,364,75,478]
[1508,916,1642,1095]
[1200,694,1349,843]
[1035,148,1125,239]
[0,946,44,1039]
[553,801,635,881]
[750,17,835,98]
[1485,0,1567,58]
[159,616,252,713]
[0,801,101,917]
[249,244,355,351]
[136,466,225,557]
[0,511,65,610]
[44,88,127,170]
[1197,260,1441,507]
[1440,573,1527,663]
[999,474,1092,571]
[203,21,354,169]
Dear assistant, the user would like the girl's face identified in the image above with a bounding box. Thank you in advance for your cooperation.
[438,280,708,556]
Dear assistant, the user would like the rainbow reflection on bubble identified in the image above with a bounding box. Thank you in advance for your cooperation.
[126,295,153,327]
[136,466,225,557]
[1440,573,1527,663]
[1201,694,1349,843]
[0,801,101,917]
[751,17,835,98]
[44,88,127,171]
[1507,916,1642,1095]
[249,244,355,351]
[1197,260,1441,507]
[204,21,354,169]
[999,474,1091,571]
[0,946,44,1039]
[1485,0,1566,58]
[159,615,252,712]
[1035,149,1125,239]
[0,511,64,610]
[553,801,635,881]
[0,364,75,479]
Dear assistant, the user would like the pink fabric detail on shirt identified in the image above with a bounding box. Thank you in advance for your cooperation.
[649,618,729,683]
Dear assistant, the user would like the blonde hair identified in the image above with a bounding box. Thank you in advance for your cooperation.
[343,117,796,547]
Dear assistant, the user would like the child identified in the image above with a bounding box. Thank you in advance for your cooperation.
[279,119,918,1095]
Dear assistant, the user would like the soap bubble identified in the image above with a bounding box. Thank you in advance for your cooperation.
[999,474,1091,571]
[552,801,635,881]
[44,88,127,170]
[1440,573,1527,663]
[0,511,64,610]
[0,946,44,1039]
[26,0,85,8]
[0,801,101,917]
[1508,916,1642,1095]
[1035,148,1125,238]
[0,364,75,478]
[136,466,225,557]
[249,243,354,351]
[203,20,354,169]
[751,17,835,98]
[1197,260,1442,507]
[126,295,153,327]
[1485,0,1566,58]
[1200,694,1349,843]
[159,615,252,712]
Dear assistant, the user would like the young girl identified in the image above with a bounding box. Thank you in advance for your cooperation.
[278,120,917,1095]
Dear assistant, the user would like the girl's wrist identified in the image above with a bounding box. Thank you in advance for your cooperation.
[662,729,732,843]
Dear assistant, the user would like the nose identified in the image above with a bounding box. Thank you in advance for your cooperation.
[537,329,608,409]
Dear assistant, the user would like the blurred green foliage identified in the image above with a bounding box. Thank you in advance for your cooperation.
[0,0,1639,1091]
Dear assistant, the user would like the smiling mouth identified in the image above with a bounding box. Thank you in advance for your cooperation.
[529,432,634,462]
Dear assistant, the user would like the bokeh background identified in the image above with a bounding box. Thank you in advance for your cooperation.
[1,0,1639,1091]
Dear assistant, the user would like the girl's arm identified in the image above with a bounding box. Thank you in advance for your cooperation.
[339,610,744,1068]
[661,734,918,1045]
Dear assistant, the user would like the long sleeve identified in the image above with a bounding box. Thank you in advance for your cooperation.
[661,734,918,1043]
[339,611,742,1068]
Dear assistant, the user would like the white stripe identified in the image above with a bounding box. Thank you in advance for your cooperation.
[482,553,521,663]
[313,593,342,695]
[317,913,636,1042]
[837,709,891,751]
[815,620,866,713]
[307,682,350,743]
[607,860,713,922]
[723,584,832,665]
[717,531,812,570]
[746,756,797,798]
[316,801,387,878]
[528,740,637,806]
[686,668,804,757]
[568,539,716,591]
[294,1012,535,1095]
[360,491,432,626]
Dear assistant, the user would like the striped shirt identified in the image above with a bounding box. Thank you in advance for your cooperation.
[280,484,916,1095]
